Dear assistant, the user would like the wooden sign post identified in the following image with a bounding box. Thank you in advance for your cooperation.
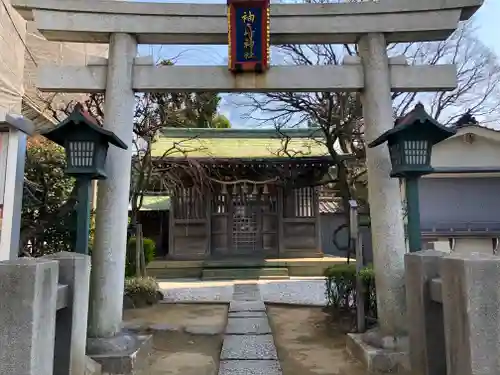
[0,112,35,260]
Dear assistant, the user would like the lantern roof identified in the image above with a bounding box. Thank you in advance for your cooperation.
[368,103,456,148]
[42,103,127,150]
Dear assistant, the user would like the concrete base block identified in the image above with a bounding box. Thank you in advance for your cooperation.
[85,356,102,375]
[346,333,410,374]
[86,331,152,375]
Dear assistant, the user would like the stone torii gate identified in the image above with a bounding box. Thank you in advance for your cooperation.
[13,0,482,345]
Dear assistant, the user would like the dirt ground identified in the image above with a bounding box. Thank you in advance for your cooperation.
[267,306,367,375]
[123,304,227,375]
[123,304,369,375]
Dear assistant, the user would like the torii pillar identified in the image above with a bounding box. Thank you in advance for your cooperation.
[88,33,138,338]
[359,33,407,339]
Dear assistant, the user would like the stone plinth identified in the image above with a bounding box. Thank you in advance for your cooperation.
[0,258,59,375]
[441,252,500,375]
[86,331,152,375]
[346,329,410,374]
[404,250,447,375]
[45,252,92,375]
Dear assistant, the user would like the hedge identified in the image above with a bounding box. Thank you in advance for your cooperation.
[125,237,156,277]
[324,263,377,329]
[124,276,163,308]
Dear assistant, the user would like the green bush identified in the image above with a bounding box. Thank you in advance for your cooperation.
[124,276,163,308]
[22,137,76,256]
[324,263,377,329]
[125,237,156,277]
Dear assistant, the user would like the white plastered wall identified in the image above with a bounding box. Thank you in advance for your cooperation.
[0,0,26,114]
[23,23,109,130]
[1,0,110,129]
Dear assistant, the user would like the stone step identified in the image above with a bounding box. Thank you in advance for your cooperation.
[219,360,282,375]
[221,334,278,360]
[204,259,285,269]
[225,317,272,335]
[202,267,289,280]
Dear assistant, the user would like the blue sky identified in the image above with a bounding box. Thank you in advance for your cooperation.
[135,0,500,128]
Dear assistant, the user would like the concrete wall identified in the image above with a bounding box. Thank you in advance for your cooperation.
[320,213,373,264]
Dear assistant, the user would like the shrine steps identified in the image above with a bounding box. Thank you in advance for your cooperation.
[147,256,348,279]
[201,267,290,281]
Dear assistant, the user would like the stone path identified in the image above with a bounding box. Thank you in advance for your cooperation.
[218,283,283,375]
[159,278,327,306]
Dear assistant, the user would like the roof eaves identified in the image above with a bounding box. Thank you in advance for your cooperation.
[453,123,500,133]
[159,127,325,139]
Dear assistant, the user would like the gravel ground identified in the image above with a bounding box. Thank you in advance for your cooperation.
[259,279,327,306]
[158,278,328,306]
[159,280,235,303]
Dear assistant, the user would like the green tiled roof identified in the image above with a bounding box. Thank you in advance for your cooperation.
[151,128,329,158]
[128,195,170,211]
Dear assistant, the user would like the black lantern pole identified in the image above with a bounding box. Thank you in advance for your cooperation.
[75,177,93,254]
[403,176,422,253]
[368,103,456,252]
[42,103,127,255]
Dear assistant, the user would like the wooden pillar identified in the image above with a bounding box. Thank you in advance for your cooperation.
[227,189,234,255]
[314,187,321,253]
[205,187,212,256]
[168,195,175,258]
[277,186,285,257]
[158,211,164,257]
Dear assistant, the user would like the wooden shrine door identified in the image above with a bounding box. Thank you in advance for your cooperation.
[211,185,278,258]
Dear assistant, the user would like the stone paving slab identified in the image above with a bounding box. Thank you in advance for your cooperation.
[228,311,267,318]
[218,360,283,375]
[225,317,271,335]
[234,284,260,292]
[220,335,278,360]
[232,292,261,301]
[229,301,266,312]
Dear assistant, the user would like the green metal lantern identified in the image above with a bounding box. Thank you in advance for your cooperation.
[368,103,456,178]
[42,103,127,179]
[42,103,128,255]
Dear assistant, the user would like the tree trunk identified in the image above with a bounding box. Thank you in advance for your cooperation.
[337,162,354,263]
